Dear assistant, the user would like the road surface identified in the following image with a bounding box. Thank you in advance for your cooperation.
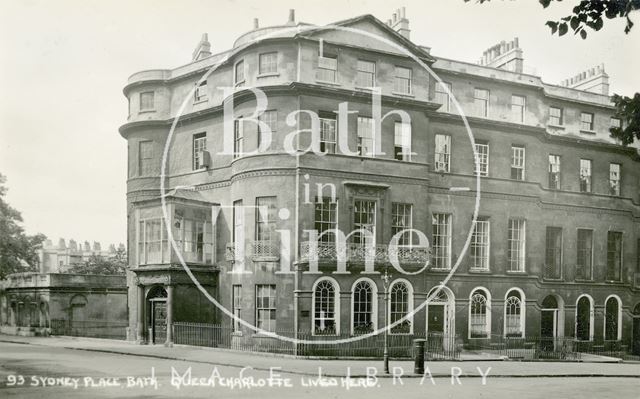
[0,341,638,398]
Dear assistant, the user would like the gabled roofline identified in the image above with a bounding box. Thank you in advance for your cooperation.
[295,14,435,63]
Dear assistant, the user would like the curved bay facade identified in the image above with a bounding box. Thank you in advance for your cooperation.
[120,11,640,355]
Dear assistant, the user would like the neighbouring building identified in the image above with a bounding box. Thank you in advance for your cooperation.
[38,238,126,273]
[0,273,128,338]
[120,8,640,356]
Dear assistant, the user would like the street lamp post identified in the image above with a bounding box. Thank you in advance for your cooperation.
[381,268,391,374]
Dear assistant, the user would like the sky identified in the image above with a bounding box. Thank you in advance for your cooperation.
[0,0,639,246]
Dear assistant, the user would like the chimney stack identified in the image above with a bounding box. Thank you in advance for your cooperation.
[389,7,410,40]
[560,64,609,95]
[477,37,523,73]
[192,33,212,61]
[288,9,295,25]
[253,18,259,29]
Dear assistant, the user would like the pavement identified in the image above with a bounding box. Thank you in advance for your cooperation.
[1,334,638,378]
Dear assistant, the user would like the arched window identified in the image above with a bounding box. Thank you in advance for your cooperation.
[352,279,376,334]
[147,286,167,299]
[604,296,621,341]
[469,288,490,338]
[504,289,524,337]
[313,279,338,335]
[390,280,412,334]
[576,295,593,341]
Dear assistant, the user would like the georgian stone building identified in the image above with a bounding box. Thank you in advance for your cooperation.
[120,8,640,354]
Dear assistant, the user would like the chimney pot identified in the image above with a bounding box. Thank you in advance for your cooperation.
[288,9,295,23]
[253,18,259,29]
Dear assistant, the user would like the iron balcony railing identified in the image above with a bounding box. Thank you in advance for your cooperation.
[225,240,280,262]
[299,241,430,265]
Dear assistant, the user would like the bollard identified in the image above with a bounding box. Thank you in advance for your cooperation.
[414,339,426,374]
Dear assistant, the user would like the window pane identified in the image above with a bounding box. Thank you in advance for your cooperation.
[432,213,451,270]
[357,117,374,157]
[471,218,490,270]
[474,143,489,177]
[434,134,451,172]
[510,146,525,180]
[259,52,277,74]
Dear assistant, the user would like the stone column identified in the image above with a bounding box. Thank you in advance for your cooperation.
[165,285,174,346]
[136,285,145,344]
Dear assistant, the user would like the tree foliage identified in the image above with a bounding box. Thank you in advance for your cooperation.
[66,247,127,275]
[466,0,639,38]
[609,93,640,145]
[0,173,46,279]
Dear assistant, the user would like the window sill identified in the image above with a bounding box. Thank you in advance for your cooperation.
[231,331,243,337]
[574,278,594,283]
[469,268,491,273]
[193,99,208,105]
[430,268,452,273]
[505,270,527,275]
[579,129,596,135]
[391,91,414,98]
[355,86,374,92]
[542,277,564,282]
[315,79,341,87]
[604,279,624,284]
[548,124,565,129]
[138,109,156,114]
[257,72,280,78]
[234,80,246,87]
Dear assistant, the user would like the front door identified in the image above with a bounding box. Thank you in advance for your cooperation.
[540,309,557,351]
[151,300,167,344]
[427,305,445,353]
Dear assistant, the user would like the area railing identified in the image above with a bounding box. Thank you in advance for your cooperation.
[172,322,460,359]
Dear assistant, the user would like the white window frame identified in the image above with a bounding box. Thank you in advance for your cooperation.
[511,95,525,123]
[507,219,526,272]
[579,159,592,193]
[432,213,452,270]
[356,59,376,88]
[255,284,276,332]
[194,80,208,102]
[258,52,278,75]
[391,203,413,246]
[352,199,376,246]
[317,53,338,83]
[357,116,375,157]
[434,134,451,172]
[393,66,412,94]
[192,133,207,170]
[548,154,561,189]
[388,279,414,335]
[312,277,340,335]
[234,59,245,86]
[319,115,337,154]
[510,146,525,180]
[394,121,412,161]
[350,277,378,335]
[609,163,621,196]
[314,197,338,243]
[468,287,491,339]
[504,288,525,338]
[474,143,489,177]
[474,88,489,117]
[470,218,490,271]
[549,106,563,126]
[580,112,594,131]
[434,82,452,112]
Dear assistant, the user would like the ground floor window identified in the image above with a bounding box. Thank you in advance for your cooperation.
[313,279,338,335]
[504,289,524,337]
[576,295,593,341]
[352,279,376,334]
[604,296,621,341]
[255,285,276,332]
[469,288,490,338]
[390,280,412,334]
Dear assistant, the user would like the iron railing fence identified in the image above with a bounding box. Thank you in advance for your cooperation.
[464,334,582,360]
[172,322,460,359]
[50,319,127,340]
